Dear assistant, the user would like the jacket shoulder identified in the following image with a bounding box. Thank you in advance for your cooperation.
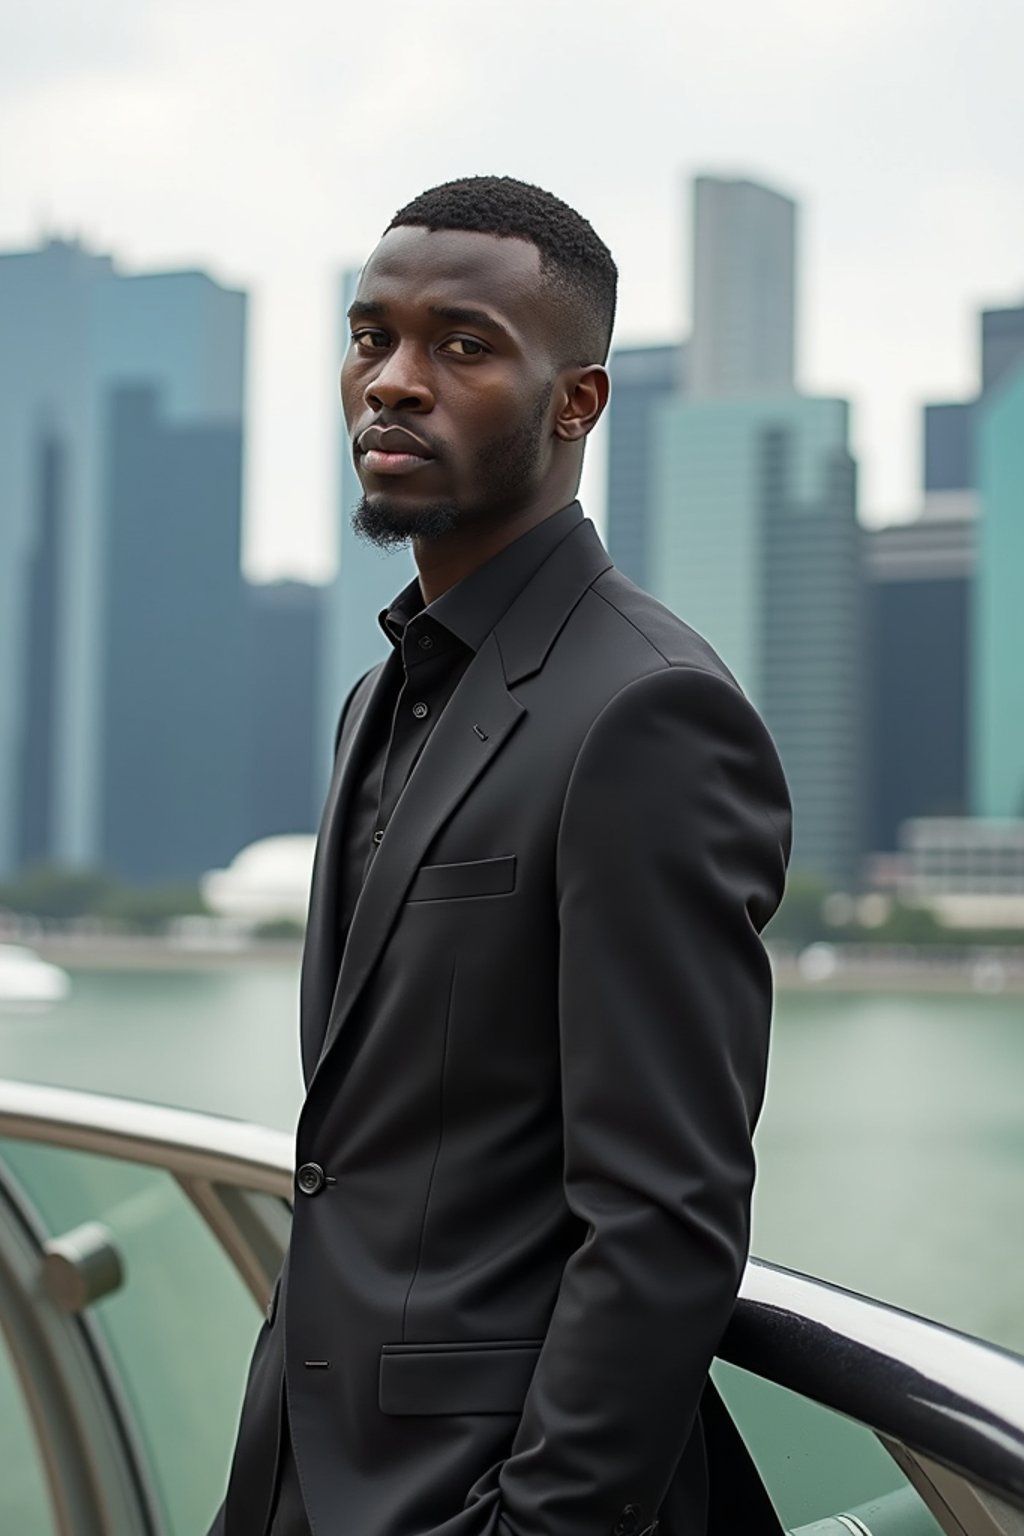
[579,566,742,689]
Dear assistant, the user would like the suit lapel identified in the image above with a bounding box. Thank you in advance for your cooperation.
[299,661,393,1083]
[311,631,524,1080]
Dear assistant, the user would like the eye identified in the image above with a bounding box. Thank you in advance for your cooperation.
[352,329,389,351]
[441,336,488,358]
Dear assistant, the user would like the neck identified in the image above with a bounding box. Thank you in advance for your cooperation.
[413,489,576,605]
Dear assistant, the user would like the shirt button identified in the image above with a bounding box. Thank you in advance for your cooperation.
[412,701,429,720]
[372,829,385,844]
[418,634,434,651]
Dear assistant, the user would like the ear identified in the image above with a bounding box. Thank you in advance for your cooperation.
[553,365,611,443]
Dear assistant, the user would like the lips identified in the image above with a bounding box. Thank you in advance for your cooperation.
[357,424,435,459]
[356,423,436,478]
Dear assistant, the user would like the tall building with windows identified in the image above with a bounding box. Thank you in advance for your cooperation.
[919,298,1024,518]
[0,240,249,881]
[981,303,1024,396]
[650,395,863,887]
[318,268,413,796]
[242,580,322,842]
[0,238,113,875]
[865,517,974,852]
[604,344,686,590]
[94,270,248,881]
[689,176,797,400]
[973,365,1024,819]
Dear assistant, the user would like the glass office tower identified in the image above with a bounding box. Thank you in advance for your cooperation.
[651,394,863,888]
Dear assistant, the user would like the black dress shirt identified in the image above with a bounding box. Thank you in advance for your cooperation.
[268,499,584,1536]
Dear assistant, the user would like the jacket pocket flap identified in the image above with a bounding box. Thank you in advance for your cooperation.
[379,1339,542,1415]
[406,855,516,903]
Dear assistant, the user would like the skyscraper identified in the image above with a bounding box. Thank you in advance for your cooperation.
[317,268,413,794]
[0,239,250,881]
[651,395,863,887]
[94,269,248,881]
[0,238,113,876]
[242,579,322,842]
[604,344,686,590]
[689,176,797,399]
[919,297,1024,516]
[973,365,1024,818]
[981,303,1024,396]
[865,517,974,852]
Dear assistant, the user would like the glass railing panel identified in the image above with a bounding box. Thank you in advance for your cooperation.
[712,1360,945,1534]
[0,1320,56,1534]
[0,1139,263,1536]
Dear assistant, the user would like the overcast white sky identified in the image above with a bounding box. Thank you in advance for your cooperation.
[4,0,1023,580]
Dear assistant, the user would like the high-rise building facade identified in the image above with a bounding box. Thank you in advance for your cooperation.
[650,395,863,887]
[865,517,974,852]
[919,298,1024,517]
[923,401,975,497]
[689,176,797,399]
[973,366,1024,818]
[95,270,249,881]
[0,239,250,881]
[981,303,1024,396]
[0,238,114,875]
[317,268,413,796]
[604,344,686,590]
[243,580,322,843]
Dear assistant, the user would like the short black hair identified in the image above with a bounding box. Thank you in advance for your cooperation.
[386,176,617,366]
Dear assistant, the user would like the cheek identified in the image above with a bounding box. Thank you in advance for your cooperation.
[339,358,366,422]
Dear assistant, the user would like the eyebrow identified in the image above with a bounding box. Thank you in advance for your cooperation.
[346,298,513,342]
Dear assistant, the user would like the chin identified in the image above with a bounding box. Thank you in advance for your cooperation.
[352,493,467,549]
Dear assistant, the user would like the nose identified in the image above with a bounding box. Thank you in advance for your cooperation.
[364,342,434,414]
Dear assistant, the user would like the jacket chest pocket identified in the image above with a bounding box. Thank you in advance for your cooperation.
[406,854,516,903]
[379,1338,542,1415]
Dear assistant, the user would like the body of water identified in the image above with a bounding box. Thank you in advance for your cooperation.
[1,964,1022,1355]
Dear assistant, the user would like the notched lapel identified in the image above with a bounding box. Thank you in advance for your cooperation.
[300,662,392,1084]
[312,632,524,1079]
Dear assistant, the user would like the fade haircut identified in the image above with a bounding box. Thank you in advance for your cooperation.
[386,176,617,366]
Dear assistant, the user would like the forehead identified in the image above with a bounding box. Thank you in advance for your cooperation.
[356,226,547,327]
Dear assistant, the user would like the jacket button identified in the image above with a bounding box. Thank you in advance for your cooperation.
[296,1162,327,1196]
[613,1508,642,1536]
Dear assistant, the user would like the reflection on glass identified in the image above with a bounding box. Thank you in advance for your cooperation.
[0,1140,261,1536]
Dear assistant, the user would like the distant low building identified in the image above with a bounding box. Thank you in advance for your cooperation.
[899,818,1024,928]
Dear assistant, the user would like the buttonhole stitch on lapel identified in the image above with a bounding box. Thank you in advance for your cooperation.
[472,724,489,741]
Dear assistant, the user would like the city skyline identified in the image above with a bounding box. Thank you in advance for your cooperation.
[4,0,1023,581]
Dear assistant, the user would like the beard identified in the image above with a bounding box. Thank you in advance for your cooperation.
[352,388,552,550]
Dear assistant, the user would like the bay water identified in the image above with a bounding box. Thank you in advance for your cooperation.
[1,964,1021,1354]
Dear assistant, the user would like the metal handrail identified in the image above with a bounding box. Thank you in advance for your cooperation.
[2,1076,1023,1517]
[722,1261,1024,1513]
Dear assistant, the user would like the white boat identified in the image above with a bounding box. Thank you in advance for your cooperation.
[0,942,70,1006]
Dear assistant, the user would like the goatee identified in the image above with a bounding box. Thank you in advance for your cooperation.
[351,496,465,550]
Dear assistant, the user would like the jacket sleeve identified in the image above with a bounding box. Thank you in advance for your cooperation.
[494,664,792,1536]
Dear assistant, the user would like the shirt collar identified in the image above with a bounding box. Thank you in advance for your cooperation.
[378,500,584,655]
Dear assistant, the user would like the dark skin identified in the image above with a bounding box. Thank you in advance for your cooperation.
[340,226,610,604]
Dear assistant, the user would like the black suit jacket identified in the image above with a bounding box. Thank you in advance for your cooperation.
[213,516,791,1536]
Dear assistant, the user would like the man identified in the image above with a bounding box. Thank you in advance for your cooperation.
[209,176,791,1536]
